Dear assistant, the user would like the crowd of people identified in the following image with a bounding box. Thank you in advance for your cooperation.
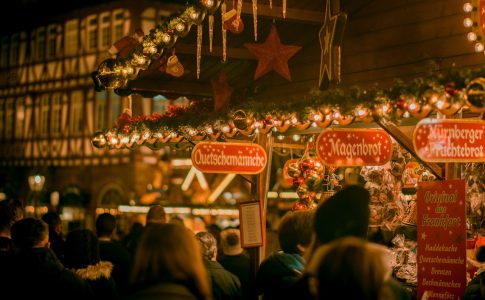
[0,185,417,299]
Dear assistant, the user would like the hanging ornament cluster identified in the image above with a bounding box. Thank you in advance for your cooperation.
[287,151,325,211]
[92,0,222,91]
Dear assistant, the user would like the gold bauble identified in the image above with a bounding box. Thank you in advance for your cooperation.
[466,78,485,112]
[92,131,107,149]
[232,110,249,130]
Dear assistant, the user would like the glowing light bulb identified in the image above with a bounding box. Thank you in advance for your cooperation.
[206,0,214,7]
[382,104,389,113]
[162,34,171,43]
[188,129,197,136]
[277,135,285,140]
[408,103,417,111]
[313,114,321,121]
[190,12,199,20]
[436,100,445,109]
[121,136,129,144]
[176,23,185,32]
[463,18,473,28]
[467,32,477,41]
[463,3,473,12]
[403,111,410,118]
[292,134,300,142]
[475,42,484,52]
[34,175,41,184]
[311,122,317,127]
[290,116,298,124]
[333,112,341,119]
[357,109,366,117]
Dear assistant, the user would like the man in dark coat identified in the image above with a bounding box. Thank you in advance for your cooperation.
[96,213,132,293]
[195,231,242,300]
[9,218,93,300]
[256,210,314,300]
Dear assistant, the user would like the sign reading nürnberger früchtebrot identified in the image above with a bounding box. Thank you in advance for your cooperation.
[191,142,267,174]
[316,128,392,166]
[413,118,485,162]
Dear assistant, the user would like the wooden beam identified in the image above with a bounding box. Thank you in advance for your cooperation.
[374,117,444,180]
[241,2,324,24]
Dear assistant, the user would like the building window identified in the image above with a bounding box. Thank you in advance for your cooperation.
[112,10,126,43]
[100,13,111,49]
[5,99,14,139]
[95,91,107,130]
[87,15,98,51]
[65,19,79,56]
[15,98,25,139]
[1,36,8,67]
[109,91,121,125]
[40,95,50,136]
[51,94,62,136]
[9,34,19,66]
[70,90,83,135]
[36,27,46,60]
[47,25,58,58]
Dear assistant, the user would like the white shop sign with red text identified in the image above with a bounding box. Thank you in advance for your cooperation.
[191,142,267,174]
[316,128,393,166]
[413,118,485,162]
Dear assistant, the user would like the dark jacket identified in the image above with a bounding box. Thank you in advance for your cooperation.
[219,252,255,299]
[0,236,14,291]
[256,251,304,300]
[125,282,201,300]
[99,240,132,293]
[463,272,485,300]
[71,261,119,300]
[9,247,93,300]
[205,260,242,300]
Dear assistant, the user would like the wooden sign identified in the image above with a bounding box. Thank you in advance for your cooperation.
[239,201,263,248]
[191,142,267,174]
[413,118,485,162]
[316,128,392,166]
[417,180,466,300]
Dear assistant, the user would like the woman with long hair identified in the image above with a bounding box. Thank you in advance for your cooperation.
[128,223,211,300]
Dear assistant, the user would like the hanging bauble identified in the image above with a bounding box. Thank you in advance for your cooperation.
[131,53,150,69]
[296,184,310,199]
[305,170,323,188]
[299,158,316,173]
[200,0,222,15]
[292,201,309,211]
[170,17,192,38]
[466,78,485,112]
[96,59,127,89]
[223,9,244,34]
[313,159,325,174]
[422,89,439,105]
[293,176,305,187]
[155,29,178,49]
[142,39,159,57]
[92,131,107,149]
[186,6,206,25]
[232,109,249,130]
[287,162,301,178]
[166,54,185,77]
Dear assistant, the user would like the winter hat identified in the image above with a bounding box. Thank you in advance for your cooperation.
[314,185,370,244]
[221,229,243,256]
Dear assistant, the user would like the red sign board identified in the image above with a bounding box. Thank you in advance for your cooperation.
[417,180,466,300]
[316,128,392,166]
[413,118,485,162]
[191,142,267,174]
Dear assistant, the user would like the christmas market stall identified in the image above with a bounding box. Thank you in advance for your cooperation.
[90,0,485,299]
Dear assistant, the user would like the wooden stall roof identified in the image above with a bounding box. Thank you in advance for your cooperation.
[128,0,485,101]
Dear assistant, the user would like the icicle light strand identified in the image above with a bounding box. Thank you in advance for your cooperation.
[252,0,258,41]
[283,0,287,18]
[209,15,214,52]
[222,2,227,62]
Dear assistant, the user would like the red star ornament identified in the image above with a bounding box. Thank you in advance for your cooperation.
[244,24,302,81]
[211,70,233,112]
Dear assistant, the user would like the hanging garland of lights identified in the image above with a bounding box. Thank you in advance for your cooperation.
[91,66,485,150]
[462,1,485,53]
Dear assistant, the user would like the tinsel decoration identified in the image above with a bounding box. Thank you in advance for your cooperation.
[197,24,203,79]
[252,0,258,41]
[466,77,485,112]
[209,15,214,52]
[222,2,227,62]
